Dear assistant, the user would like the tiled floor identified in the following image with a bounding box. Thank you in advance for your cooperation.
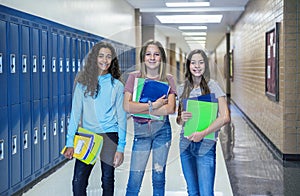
[20,103,300,196]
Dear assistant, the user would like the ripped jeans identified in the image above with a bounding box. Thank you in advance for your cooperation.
[126,118,172,196]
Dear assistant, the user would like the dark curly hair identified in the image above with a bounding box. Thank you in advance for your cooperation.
[75,41,121,97]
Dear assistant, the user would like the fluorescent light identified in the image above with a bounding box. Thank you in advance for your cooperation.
[166,2,210,7]
[156,15,223,23]
[183,32,207,36]
[178,26,207,30]
[184,37,206,41]
[186,40,206,44]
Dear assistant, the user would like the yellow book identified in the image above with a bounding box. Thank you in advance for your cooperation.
[61,127,103,165]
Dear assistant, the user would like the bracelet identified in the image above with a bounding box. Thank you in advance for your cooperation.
[148,100,153,113]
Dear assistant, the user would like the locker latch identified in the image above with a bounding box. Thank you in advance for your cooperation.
[66,58,70,72]
[10,54,16,73]
[43,125,47,141]
[0,140,4,160]
[59,58,63,72]
[12,135,17,155]
[34,128,38,144]
[72,58,75,72]
[33,55,37,73]
[23,131,28,149]
[60,118,64,133]
[0,53,3,74]
[52,57,56,72]
[42,56,46,72]
[78,59,81,72]
[22,55,27,73]
[53,121,57,136]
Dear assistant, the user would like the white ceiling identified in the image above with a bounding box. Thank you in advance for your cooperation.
[125,0,250,53]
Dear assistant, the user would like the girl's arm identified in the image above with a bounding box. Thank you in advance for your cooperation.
[150,93,176,115]
[123,92,167,114]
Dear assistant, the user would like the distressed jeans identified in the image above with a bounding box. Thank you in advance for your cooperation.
[126,118,172,196]
[180,134,216,196]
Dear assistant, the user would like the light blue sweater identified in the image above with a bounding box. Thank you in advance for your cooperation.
[66,73,127,152]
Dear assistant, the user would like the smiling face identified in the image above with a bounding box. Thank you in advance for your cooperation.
[189,53,205,78]
[144,44,161,72]
[97,47,112,75]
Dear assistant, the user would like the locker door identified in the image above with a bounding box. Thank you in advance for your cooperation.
[0,107,9,194]
[32,28,40,101]
[10,104,21,186]
[0,20,8,108]
[51,32,58,97]
[41,99,50,167]
[70,37,77,89]
[58,34,65,96]
[32,100,41,173]
[20,25,31,103]
[21,102,32,179]
[41,30,49,99]
[58,95,65,153]
[50,97,59,162]
[77,39,82,73]
[65,36,71,95]
[8,22,20,105]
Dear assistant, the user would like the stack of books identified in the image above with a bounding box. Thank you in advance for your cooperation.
[61,127,103,165]
[182,93,218,140]
[132,78,170,120]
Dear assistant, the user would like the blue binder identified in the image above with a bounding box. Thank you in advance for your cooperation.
[139,79,170,103]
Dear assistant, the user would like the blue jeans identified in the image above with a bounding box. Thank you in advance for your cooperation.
[72,132,118,196]
[126,118,172,196]
[180,134,216,196]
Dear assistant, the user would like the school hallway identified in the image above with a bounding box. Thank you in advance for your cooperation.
[19,102,300,196]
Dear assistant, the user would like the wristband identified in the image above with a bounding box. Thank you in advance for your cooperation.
[148,100,153,113]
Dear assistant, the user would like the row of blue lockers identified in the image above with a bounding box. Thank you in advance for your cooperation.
[0,5,135,196]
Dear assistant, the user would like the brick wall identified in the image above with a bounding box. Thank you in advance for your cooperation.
[212,0,300,155]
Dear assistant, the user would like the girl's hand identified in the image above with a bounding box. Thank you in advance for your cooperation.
[63,147,74,159]
[187,131,206,142]
[113,152,124,168]
[181,111,192,122]
[153,95,168,109]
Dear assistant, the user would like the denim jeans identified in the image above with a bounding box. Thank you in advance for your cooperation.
[72,132,118,196]
[179,133,216,196]
[126,118,172,196]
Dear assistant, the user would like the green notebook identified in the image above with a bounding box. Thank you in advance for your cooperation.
[183,99,218,139]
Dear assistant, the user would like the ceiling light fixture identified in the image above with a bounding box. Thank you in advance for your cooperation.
[156,15,223,23]
[165,2,210,7]
[183,32,207,36]
[184,37,206,41]
[178,26,207,30]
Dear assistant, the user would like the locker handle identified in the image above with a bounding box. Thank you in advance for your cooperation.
[66,58,70,72]
[22,55,27,73]
[0,53,3,73]
[52,57,56,72]
[24,131,28,149]
[53,121,57,136]
[33,55,37,73]
[34,128,38,144]
[43,125,47,141]
[0,140,4,160]
[42,56,46,72]
[12,135,17,155]
[10,54,16,73]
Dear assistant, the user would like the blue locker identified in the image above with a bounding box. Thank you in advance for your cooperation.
[65,36,71,95]
[77,38,82,73]
[51,32,58,97]
[50,97,60,162]
[41,99,50,167]
[81,40,87,64]
[21,102,32,180]
[70,37,77,87]
[0,107,9,194]
[21,25,31,103]
[32,100,41,173]
[0,20,8,107]
[32,28,40,101]
[8,22,20,105]
[58,34,65,96]
[10,104,21,186]
[41,30,49,99]
[58,95,66,152]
